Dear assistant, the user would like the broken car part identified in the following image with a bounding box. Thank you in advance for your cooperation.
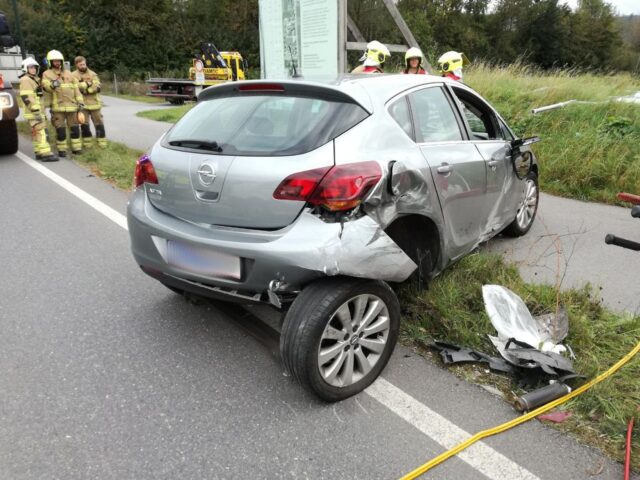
[514,382,571,412]
[431,341,514,374]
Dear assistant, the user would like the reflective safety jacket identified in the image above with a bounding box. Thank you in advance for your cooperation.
[71,68,102,110]
[19,74,44,120]
[444,71,462,82]
[42,68,83,112]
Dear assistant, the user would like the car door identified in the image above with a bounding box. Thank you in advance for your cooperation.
[448,86,514,235]
[408,85,488,260]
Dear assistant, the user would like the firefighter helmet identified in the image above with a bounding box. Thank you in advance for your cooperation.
[359,40,390,66]
[21,57,40,74]
[437,51,470,74]
[405,47,424,67]
[46,50,64,64]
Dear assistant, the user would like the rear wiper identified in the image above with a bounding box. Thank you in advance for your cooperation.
[168,139,223,152]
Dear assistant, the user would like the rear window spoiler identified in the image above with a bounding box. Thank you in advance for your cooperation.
[198,80,373,114]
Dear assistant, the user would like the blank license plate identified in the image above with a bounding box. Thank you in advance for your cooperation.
[166,240,241,280]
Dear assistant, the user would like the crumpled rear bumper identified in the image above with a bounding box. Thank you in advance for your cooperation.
[127,189,417,301]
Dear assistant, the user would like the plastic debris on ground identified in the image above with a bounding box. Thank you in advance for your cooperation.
[430,285,582,410]
[482,285,575,379]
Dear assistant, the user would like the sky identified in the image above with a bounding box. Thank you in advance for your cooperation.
[563,0,640,15]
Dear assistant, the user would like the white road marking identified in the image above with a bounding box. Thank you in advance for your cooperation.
[16,151,128,231]
[365,377,540,480]
[16,150,539,480]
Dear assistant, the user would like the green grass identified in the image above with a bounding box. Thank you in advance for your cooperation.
[136,104,194,123]
[400,252,640,468]
[17,121,142,190]
[466,64,640,204]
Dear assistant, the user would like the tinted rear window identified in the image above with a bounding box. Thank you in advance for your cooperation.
[164,94,369,156]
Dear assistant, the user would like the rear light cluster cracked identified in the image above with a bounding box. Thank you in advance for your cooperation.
[273,161,382,212]
[134,154,159,188]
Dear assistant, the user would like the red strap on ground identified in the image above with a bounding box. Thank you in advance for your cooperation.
[617,192,640,205]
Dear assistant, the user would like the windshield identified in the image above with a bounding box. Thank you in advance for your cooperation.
[164,94,369,156]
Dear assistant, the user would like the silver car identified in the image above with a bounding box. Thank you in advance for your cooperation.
[127,75,539,401]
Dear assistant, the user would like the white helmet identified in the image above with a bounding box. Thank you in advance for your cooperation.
[21,57,40,74]
[405,47,424,67]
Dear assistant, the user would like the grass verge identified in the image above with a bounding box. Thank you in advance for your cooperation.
[17,121,142,190]
[136,104,194,123]
[467,64,640,204]
[399,251,640,468]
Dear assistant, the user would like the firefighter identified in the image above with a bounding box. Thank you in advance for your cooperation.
[72,56,106,148]
[19,57,57,162]
[437,51,470,82]
[41,50,84,156]
[351,41,390,74]
[402,47,427,74]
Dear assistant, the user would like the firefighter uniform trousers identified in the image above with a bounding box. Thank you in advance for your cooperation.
[42,68,84,154]
[19,74,53,158]
[72,68,106,148]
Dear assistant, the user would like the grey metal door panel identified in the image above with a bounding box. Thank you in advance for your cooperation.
[474,141,514,235]
[146,141,335,229]
[420,143,487,259]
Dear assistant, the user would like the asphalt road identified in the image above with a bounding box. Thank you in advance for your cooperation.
[101,95,172,151]
[0,140,633,478]
[485,193,640,313]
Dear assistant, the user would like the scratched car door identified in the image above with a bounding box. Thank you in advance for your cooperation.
[409,85,488,260]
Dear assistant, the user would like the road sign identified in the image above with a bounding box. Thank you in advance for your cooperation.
[259,0,339,79]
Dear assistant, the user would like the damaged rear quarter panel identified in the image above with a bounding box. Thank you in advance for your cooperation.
[289,213,418,282]
[333,106,449,276]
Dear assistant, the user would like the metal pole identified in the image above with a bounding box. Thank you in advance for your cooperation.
[338,0,347,74]
[114,73,118,96]
[10,0,26,59]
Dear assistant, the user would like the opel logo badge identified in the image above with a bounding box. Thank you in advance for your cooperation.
[197,163,216,186]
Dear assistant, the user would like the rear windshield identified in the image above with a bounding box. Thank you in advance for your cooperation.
[164,94,369,156]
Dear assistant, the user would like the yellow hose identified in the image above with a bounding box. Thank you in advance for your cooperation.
[400,340,640,480]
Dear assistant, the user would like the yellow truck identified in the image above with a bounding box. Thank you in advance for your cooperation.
[147,43,247,104]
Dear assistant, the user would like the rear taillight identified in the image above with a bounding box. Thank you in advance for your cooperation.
[273,166,331,201]
[0,74,4,89]
[134,154,159,188]
[273,161,382,212]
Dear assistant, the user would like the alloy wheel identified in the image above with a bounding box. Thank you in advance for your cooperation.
[317,294,390,388]
[516,178,538,230]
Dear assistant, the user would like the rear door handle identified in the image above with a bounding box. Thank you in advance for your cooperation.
[437,163,452,174]
[488,159,499,169]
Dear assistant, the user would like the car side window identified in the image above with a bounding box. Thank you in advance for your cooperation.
[409,87,463,143]
[499,119,515,141]
[451,87,502,141]
[388,96,414,140]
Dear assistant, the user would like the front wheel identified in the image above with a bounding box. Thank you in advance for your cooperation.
[280,277,400,402]
[502,171,539,237]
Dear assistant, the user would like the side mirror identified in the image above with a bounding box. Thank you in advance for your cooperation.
[511,136,539,180]
[512,136,541,149]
